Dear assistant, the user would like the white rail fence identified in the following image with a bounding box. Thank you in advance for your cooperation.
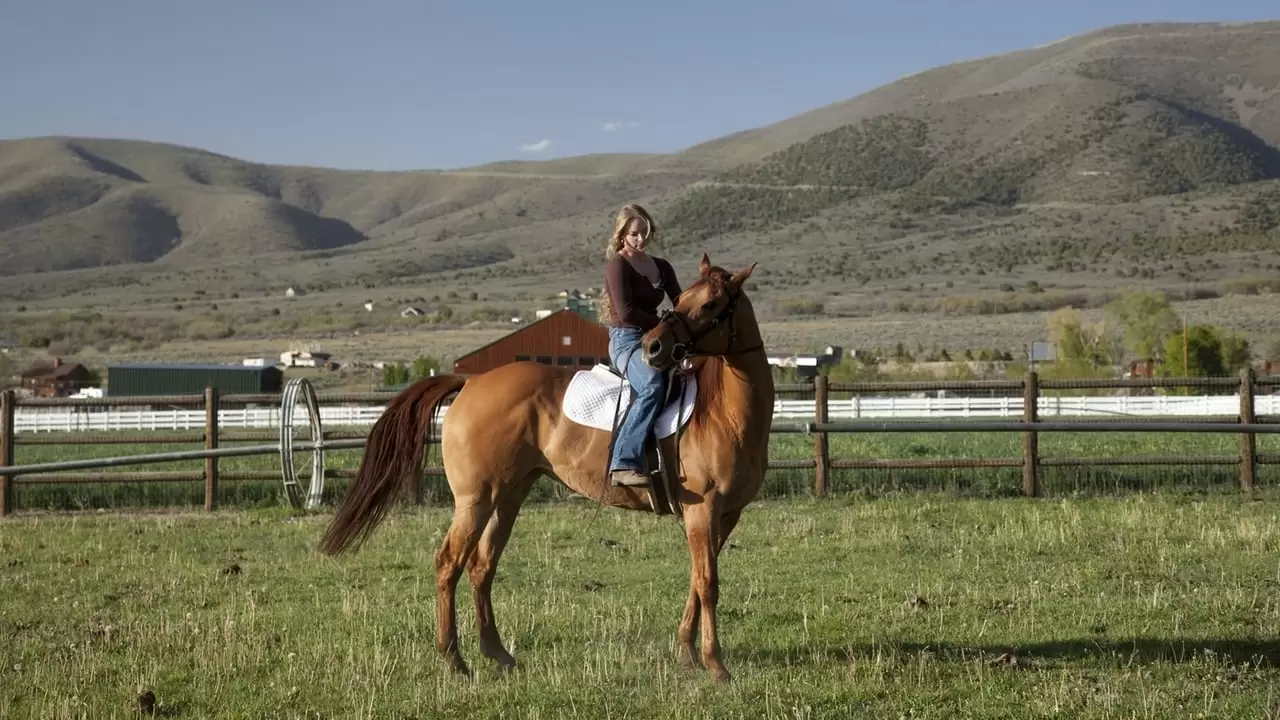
[14,395,1279,433]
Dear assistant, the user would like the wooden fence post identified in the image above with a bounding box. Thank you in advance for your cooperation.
[813,375,830,497]
[1239,366,1256,494]
[204,386,219,512]
[0,390,14,517]
[1022,370,1039,497]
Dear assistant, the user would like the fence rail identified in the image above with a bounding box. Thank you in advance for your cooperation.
[0,370,1277,517]
[12,394,1280,432]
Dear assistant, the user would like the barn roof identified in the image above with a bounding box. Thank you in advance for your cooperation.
[21,362,88,379]
[107,363,280,372]
[452,308,606,364]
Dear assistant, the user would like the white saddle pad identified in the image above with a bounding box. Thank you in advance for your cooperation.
[562,364,696,438]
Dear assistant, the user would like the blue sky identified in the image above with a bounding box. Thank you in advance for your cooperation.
[1,0,1275,171]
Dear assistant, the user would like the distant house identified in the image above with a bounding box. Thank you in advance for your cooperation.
[766,345,844,380]
[364,301,375,312]
[280,350,332,368]
[20,357,93,398]
[400,307,424,317]
[285,286,306,298]
[533,295,597,323]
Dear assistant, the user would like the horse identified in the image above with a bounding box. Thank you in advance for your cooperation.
[318,253,773,684]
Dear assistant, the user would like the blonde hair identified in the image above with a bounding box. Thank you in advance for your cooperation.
[599,204,657,325]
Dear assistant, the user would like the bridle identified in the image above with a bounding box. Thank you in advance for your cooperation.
[655,287,763,363]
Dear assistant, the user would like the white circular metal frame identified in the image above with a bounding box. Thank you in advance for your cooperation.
[279,377,324,509]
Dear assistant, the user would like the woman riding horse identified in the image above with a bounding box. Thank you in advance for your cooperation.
[599,204,683,487]
[319,251,772,684]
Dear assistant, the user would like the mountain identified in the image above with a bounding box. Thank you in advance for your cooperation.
[2,21,1279,319]
[0,137,697,276]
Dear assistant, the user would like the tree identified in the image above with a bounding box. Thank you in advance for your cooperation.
[1158,324,1252,392]
[1044,307,1111,378]
[381,362,409,387]
[1104,291,1180,361]
[772,365,801,385]
[822,354,882,384]
[411,355,442,380]
[1160,325,1224,379]
[1219,331,1252,374]
[1047,308,1089,362]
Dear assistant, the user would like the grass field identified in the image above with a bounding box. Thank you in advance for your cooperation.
[8,428,1278,513]
[3,494,1280,718]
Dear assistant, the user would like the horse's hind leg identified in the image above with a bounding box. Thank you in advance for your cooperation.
[435,495,496,677]
[466,470,538,670]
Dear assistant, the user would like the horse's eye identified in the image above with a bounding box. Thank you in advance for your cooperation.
[701,301,716,311]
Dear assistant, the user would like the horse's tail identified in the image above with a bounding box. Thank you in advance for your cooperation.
[319,374,468,556]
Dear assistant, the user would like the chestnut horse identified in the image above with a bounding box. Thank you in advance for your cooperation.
[318,254,773,683]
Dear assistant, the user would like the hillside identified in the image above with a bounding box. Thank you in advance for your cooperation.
[662,21,1280,168]
[0,137,702,277]
[2,20,1279,340]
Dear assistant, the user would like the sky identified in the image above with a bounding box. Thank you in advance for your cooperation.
[0,0,1276,171]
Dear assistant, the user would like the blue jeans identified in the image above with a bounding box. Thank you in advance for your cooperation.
[608,326,667,472]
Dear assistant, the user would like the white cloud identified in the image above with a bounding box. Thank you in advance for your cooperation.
[601,120,642,132]
[518,139,551,153]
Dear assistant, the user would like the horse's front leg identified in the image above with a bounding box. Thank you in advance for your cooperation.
[682,496,731,682]
[677,584,701,669]
[678,506,743,670]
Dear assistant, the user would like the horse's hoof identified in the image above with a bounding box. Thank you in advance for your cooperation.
[480,643,518,671]
[678,649,702,670]
[709,665,732,684]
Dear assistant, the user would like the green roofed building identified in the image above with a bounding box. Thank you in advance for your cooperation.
[106,363,284,396]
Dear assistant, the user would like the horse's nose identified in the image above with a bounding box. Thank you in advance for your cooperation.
[646,339,662,357]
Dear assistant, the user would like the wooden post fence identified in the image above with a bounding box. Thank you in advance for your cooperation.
[813,375,829,497]
[1,374,1277,517]
[0,390,13,517]
[1239,367,1256,494]
[1022,370,1039,497]
[204,386,219,512]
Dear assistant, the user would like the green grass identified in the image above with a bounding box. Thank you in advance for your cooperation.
[3,495,1280,718]
[9,428,1277,513]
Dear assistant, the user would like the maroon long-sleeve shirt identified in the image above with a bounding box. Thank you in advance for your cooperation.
[604,254,682,331]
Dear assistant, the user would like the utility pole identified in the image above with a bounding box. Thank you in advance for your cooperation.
[1182,313,1189,375]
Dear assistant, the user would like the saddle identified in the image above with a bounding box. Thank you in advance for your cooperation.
[561,363,696,516]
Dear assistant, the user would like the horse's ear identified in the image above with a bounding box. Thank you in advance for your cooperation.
[729,262,757,288]
[699,253,712,277]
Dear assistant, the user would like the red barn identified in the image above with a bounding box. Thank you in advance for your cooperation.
[20,357,93,398]
[453,309,611,375]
